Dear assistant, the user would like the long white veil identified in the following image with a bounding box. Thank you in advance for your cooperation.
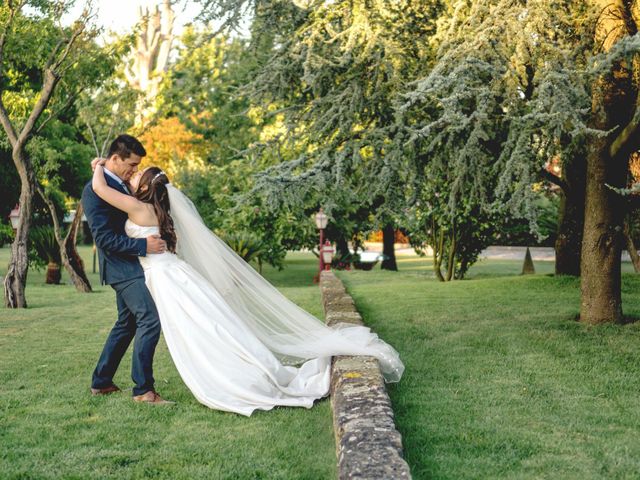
[166,184,404,382]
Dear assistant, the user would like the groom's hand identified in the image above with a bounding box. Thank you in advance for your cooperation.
[146,235,167,254]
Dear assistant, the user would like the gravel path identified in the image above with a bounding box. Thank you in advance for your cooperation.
[362,243,633,262]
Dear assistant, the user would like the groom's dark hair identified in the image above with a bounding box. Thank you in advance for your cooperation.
[108,134,146,160]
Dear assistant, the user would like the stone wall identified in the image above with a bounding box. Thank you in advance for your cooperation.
[320,270,411,479]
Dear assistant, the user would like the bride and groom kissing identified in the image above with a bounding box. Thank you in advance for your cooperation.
[83,134,404,416]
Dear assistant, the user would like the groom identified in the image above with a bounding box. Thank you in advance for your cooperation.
[82,134,172,405]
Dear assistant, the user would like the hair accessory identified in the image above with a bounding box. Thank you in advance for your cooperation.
[152,171,166,183]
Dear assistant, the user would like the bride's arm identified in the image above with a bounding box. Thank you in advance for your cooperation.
[92,161,146,216]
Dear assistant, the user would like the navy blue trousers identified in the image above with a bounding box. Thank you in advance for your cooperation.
[91,277,161,396]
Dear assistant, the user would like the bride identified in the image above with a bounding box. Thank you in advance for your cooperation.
[91,160,404,416]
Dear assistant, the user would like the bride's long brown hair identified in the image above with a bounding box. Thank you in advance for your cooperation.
[135,167,177,253]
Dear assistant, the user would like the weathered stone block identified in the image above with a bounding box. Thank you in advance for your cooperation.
[320,271,411,479]
[325,311,363,327]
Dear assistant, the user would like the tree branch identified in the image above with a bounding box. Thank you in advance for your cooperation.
[12,6,89,148]
[36,183,63,245]
[609,106,640,159]
[0,0,22,77]
[539,168,569,192]
[50,22,86,73]
[44,39,66,71]
[15,70,60,149]
[0,1,23,147]
[85,121,100,156]
[0,99,17,146]
[101,118,117,156]
[34,91,78,136]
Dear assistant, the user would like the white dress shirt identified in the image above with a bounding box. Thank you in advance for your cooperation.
[103,167,130,194]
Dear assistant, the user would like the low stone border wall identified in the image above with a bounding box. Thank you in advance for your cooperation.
[320,270,411,479]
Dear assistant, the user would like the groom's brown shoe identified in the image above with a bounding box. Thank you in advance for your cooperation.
[90,384,121,396]
[133,390,175,405]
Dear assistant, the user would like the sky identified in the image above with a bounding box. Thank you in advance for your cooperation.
[62,1,245,38]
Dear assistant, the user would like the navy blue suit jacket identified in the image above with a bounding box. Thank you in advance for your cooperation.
[82,173,147,285]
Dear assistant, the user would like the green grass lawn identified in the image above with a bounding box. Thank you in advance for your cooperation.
[4,246,640,480]
[0,247,335,479]
[339,255,640,480]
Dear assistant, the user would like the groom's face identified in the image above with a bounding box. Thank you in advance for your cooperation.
[111,153,142,182]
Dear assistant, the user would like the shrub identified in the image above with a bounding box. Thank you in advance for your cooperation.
[0,222,14,247]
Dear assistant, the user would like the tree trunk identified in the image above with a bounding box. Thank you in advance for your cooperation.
[4,152,35,308]
[381,223,398,271]
[445,227,456,281]
[580,0,635,324]
[45,261,61,284]
[38,188,92,292]
[623,219,640,273]
[0,7,85,307]
[555,155,586,276]
[432,222,445,282]
[335,234,350,258]
[62,203,92,292]
[580,138,626,323]
[125,0,175,125]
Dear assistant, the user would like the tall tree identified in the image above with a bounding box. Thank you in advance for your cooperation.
[125,0,176,125]
[32,122,94,292]
[400,0,640,320]
[150,23,315,268]
[399,0,596,278]
[580,1,640,324]
[235,0,441,270]
[28,45,134,294]
[0,1,105,307]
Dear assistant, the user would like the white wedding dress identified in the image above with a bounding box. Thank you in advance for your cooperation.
[123,186,404,416]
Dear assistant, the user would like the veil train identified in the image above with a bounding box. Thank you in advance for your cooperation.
[166,184,404,382]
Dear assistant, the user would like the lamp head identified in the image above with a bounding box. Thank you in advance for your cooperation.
[315,208,328,229]
[9,204,20,229]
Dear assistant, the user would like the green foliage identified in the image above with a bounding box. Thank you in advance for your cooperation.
[29,121,94,198]
[249,1,437,219]
[0,2,112,133]
[496,193,560,247]
[219,230,267,264]
[159,29,258,165]
[158,27,312,268]
[1,0,127,235]
[174,158,316,269]
[237,0,442,250]
[398,0,639,236]
[154,24,340,269]
[0,222,14,247]
[76,77,141,158]
[28,225,60,268]
[403,158,497,280]
[330,251,357,271]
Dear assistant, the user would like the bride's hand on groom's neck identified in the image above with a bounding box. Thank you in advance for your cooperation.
[91,157,107,172]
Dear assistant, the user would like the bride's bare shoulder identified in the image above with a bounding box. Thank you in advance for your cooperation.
[129,203,159,227]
